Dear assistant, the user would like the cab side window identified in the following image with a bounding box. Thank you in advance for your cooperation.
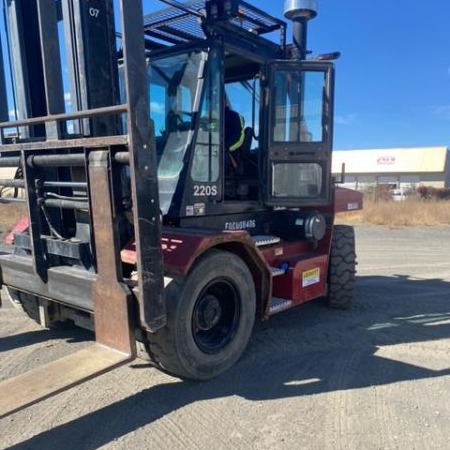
[191,56,221,183]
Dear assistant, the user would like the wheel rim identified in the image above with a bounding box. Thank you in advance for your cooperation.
[192,278,241,354]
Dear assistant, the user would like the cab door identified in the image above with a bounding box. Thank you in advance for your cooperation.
[265,61,334,207]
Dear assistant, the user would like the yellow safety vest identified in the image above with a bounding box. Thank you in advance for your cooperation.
[229,115,245,152]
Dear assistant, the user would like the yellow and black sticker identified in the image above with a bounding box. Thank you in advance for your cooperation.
[302,268,320,288]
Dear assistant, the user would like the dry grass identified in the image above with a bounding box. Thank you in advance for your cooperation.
[1,198,449,234]
[337,197,450,227]
[0,203,27,235]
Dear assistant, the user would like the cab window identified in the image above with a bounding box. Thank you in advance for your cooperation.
[273,70,326,143]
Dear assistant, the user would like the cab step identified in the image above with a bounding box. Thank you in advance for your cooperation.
[0,344,132,419]
[269,297,293,314]
[252,235,281,247]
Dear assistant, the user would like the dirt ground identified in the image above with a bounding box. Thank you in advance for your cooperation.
[1,225,450,450]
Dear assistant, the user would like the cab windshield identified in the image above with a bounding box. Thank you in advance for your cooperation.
[149,50,204,179]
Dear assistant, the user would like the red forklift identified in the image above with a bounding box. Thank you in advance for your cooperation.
[0,0,361,417]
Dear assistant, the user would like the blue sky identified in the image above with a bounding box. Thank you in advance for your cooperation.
[141,0,450,151]
[306,0,450,150]
[1,1,448,151]
[294,0,449,150]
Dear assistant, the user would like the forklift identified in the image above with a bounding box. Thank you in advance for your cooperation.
[0,0,362,417]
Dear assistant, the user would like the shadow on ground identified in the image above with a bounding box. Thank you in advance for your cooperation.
[6,274,450,449]
[0,325,91,353]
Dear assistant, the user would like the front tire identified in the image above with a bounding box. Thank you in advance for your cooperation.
[327,225,356,309]
[147,250,256,380]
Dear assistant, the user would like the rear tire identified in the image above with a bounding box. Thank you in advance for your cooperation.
[147,250,256,380]
[327,225,356,309]
[5,287,41,323]
[4,287,70,328]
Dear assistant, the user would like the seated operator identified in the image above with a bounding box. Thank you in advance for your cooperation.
[224,98,245,171]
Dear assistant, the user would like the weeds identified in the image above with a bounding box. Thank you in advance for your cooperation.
[1,197,449,235]
[337,197,450,227]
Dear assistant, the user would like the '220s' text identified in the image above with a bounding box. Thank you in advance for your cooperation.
[193,185,218,197]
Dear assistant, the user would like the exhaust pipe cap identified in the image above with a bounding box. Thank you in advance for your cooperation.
[284,0,318,21]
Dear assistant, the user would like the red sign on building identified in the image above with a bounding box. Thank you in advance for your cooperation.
[376,156,396,165]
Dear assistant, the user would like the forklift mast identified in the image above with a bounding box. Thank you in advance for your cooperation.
[0,0,166,416]
[0,0,165,330]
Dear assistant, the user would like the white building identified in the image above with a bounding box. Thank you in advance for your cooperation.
[332,146,450,190]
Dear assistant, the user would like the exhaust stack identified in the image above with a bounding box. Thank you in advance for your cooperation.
[284,0,318,60]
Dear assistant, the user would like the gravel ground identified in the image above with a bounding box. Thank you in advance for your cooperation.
[0,225,449,450]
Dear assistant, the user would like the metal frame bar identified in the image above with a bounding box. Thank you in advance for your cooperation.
[0,179,24,188]
[0,136,128,154]
[0,104,127,130]
[0,1,165,332]
[61,0,87,135]
[6,0,47,138]
[121,0,166,331]
[21,149,47,280]
[5,0,30,136]
[88,150,135,354]
[37,0,65,139]
[0,29,8,124]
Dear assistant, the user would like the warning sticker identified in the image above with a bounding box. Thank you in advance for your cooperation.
[194,203,206,216]
[302,268,320,288]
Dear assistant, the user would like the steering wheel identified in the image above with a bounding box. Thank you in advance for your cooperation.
[199,116,219,132]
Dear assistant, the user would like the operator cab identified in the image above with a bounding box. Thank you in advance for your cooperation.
[148,44,263,218]
[142,1,334,228]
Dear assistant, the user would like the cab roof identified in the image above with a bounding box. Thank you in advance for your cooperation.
[143,0,286,48]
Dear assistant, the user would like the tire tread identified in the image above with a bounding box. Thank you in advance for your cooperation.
[327,225,356,309]
[146,250,256,380]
